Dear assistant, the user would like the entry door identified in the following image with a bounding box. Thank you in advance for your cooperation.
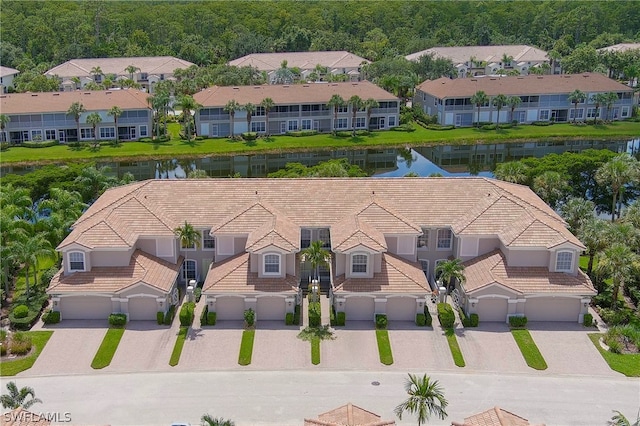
[129,127,136,140]
[379,117,386,129]
[455,114,463,127]
[280,122,286,134]
[211,124,218,137]
[58,130,66,142]
[313,120,319,131]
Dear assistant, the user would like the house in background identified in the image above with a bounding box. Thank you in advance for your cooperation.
[413,73,634,126]
[0,90,152,144]
[228,51,369,83]
[44,56,194,93]
[598,42,640,54]
[47,178,595,324]
[193,81,399,137]
[0,66,19,93]
[406,45,551,77]
[304,402,395,425]
[451,406,543,426]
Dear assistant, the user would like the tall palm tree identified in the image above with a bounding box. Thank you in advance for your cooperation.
[597,243,640,309]
[603,91,619,121]
[85,112,102,144]
[348,95,364,136]
[300,240,331,282]
[435,258,466,297]
[0,114,10,142]
[622,199,640,229]
[174,221,201,284]
[506,95,522,124]
[592,93,608,122]
[74,165,118,202]
[470,91,488,127]
[201,414,235,426]
[608,410,640,426]
[363,98,379,131]
[494,161,529,184]
[224,99,240,138]
[148,92,170,139]
[125,64,140,81]
[394,374,448,425]
[532,171,568,209]
[176,95,202,141]
[0,382,42,410]
[90,66,103,82]
[71,76,81,90]
[14,232,53,296]
[327,94,345,134]
[242,102,256,133]
[596,154,640,222]
[568,89,586,123]
[273,60,294,84]
[492,94,508,126]
[66,102,86,142]
[0,184,33,220]
[560,197,595,235]
[107,106,122,144]
[578,217,610,280]
[260,98,274,136]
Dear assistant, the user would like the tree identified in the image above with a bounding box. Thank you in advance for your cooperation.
[622,199,640,229]
[348,95,364,136]
[224,99,240,138]
[90,66,103,82]
[568,89,586,123]
[14,232,53,296]
[273,60,294,84]
[242,102,256,133]
[592,93,608,122]
[533,171,569,209]
[0,114,10,142]
[596,154,640,222]
[470,91,488,127]
[260,98,274,136]
[560,197,595,235]
[394,374,448,425]
[506,96,522,124]
[201,415,235,426]
[492,94,508,126]
[300,240,331,282]
[0,382,42,410]
[148,92,170,139]
[176,95,202,141]
[125,64,140,80]
[174,221,201,284]
[597,243,640,309]
[603,92,619,121]
[435,258,466,296]
[494,161,530,185]
[608,410,640,426]
[66,102,86,142]
[327,94,345,134]
[74,165,118,202]
[85,112,102,145]
[578,217,610,280]
[363,98,379,131]
[107,106,122,144]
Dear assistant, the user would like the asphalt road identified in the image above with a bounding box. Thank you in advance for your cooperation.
[8,370,640,426]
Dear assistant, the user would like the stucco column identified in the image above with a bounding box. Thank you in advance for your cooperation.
[244,297,257,313]
[51,297,61,313]
[468,298,479,315]
[207,296,216,313]
[507,299,518,316]
[416,298,426,315]
[579,298,591,323]
[156,297,167,314]
[285,297,295,314]
[374,298,387,315]
[111,297,122,316]
[335,297,346,313]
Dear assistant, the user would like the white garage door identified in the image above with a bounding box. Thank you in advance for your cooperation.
[386,297,416,321]
[525,297,581,322]
[345,297,375,321]
[128,297,158,321]
[60,296,113,320]
[476,298,508,322]
[215,296,245,320]
[256,297,286,321]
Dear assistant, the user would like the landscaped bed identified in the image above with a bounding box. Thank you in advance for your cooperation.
[511,329,548,370]
[238,329,255,366]
[91,328,125,369]
[589,333,640,377]
[0,331,54,376]
[169,327,188,367]
[375,329,394,365]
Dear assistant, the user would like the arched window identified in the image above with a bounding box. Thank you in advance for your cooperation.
[68,251,85,272]
[351,253,368,274]
[556,251,574,272]
[264,253,281,275]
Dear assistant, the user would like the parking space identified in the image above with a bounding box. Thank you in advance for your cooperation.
[176,321,244,370]
[250,322,311,369]
[109,321,176,373]
[455,323,530,373]
[387,322,455,370]
[321,322,379,369]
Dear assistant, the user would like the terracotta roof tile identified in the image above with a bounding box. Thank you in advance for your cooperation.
[406,45,548,63]
[45,56,194,78]
[2,407,51,426]
[246,214,300,253]
[452,406,534,426]
[228,51,369,71]
[332,215,387,252]
[304,402,395,426]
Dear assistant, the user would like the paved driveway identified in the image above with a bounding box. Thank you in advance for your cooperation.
[250,321,311,370]
[109,321,176,373]
[321,322,379,369]
[387,322,456,370]
[177,321,244,370]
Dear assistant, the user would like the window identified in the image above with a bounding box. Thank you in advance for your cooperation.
[253,106,265,116]
[301,119,312,130]
[437,229,452,250]
[319,229,331,247]
[569,108,584,120]
[301,229,311,248]
[80,128,94,139]
[30,129,42,141]
[251,121,266,133]
[556,251,573,272]
[336,118,348,129]
[351,254,368,274]
[139,125,148,137]
[100,127,115,139]
[538,110,550,121]
[264,253,280,274]
[354,117,366,128]
[621,107,630,118]
[202,231,215,250]
[337,105,348,113]
[182,259,196,281]
[288,120,299,131]
[419,259,429,277]
[388,116,396,127]
[45,129,57,140]
[69,252,85,271]
[586,108,597,119]
[417,228,429,248]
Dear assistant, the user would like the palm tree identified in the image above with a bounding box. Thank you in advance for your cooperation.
[224,99,240,138]
[597,243,640,309]
[532,171,568,209]
[327,94,345,134]
[174,221,201,284]
[148,92,170,139]
[90,66,103,82]
[592,93,608,122]
[470,91,488,127]
[603,92,619,121]
[14,232,53,296]
[125,64,140,81]
[0,114,10,142]
[435,258,466,298]
[394,374,448,425]
[176,95,202,141]
[66,102,86,142]
[506,95,522,124]
[85,112,102,145]
[300,240,331,282]
[348,95,364,136]
[560,197,595,235]
[578,217,610,280]
[0,382,42,410]
[273,60,294,84]
[596,154,640,222]
[492,94,508,126]
[622,199,640,229]
[608,410,640,426]
[260,98,274,136]
[242,103,256,133]
[74,165,118,202]
[201,414,235,426]
[70,76,81,90]
[107,106,122,144]
[363,98,379,131]
[494,161,529,184]
[0,184,33,220]
[568,89,586,123]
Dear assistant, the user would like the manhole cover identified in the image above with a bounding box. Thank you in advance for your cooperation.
[371,381,380,386]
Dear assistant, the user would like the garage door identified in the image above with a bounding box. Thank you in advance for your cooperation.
[476,297,508,322]
[386,297,416,321]
[215,296,245,320]
[525,297,581,322]
[256,297,286,321]
[128,297,158,321]
[60,296,113,320]
[345,297,375,321]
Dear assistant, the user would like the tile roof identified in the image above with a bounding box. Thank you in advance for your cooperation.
[451,406,537,426]
[416,73,633,99]
[331,214,388,252]
[0,66,19,78]
[0,89,151,115]
[462,250,596,295]
[48,250,182,294]
[405,45,548,63]
[193,81,397,107]
[2,408,51,426]
[304,402,395,426]
[202,252,298,293]
[334,253,429,293]
[598,43,640,53]
[245,214,300,253]
[228,51,369,71]
[44,56,194,78]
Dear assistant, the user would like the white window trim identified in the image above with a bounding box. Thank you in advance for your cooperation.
[263,252,281,276]
[80,127,94,140]
[100,127,116,139]
[68,251,86,272]
[45,129,57,140]
[555,250,574,273]
[419,259,429,276]
[288,120,299,131]
[436,228,453,251]
[139,125,148,137]
[350,252,369,276]
[202,231,215,251]
[182,259,197,281]
[417,228,429,249]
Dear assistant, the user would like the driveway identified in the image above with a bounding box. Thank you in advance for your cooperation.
[26,320,108,376]
[108,321,176,373]
[387,322,455,370]
[176,321,244,370]
[250,321,311,370]
[321,322,379,369]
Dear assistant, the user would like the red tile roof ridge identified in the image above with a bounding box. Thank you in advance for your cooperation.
[452,193,513,234]
[201,252,249,292]
[384,253,431,291]
[73,181,149,227]
[354,198,422,233]
[488,180,566,225]
[211,200,275,232]
[126,194,176,232]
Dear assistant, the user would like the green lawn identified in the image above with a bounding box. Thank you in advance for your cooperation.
[511,329,548,370]
[588,333,640,377]
[444,328,466,367]
[91,327,125,369]
[311,337,320,365]
[168,326,188,367]
[12,256,56,300]
[2,121,639,165]
[375,329,394,365]
[238,329,255,366]
[0,331,53,376]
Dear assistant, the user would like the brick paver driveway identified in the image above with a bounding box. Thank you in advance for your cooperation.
[250,321,311,370]
[177,321,244,370]
[108,321,176,373]
[387,322,456,370]
[321,322,379,369]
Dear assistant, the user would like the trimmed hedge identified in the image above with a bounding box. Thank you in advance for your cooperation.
[164,305,176,325]
[437,303,455,328]
[22,140,60,148]
[207,311,217,326]
[425,124,455,130]
[390,123,415,132]
[179,302,195,326]
[157,311,165,325]
[531,121,552,126]
[194,287,202,303]
[244,308,255,326]
[200,305,209,327]
[330,305,336,326]
[108,313,127,327]
[459,308,479,327]
[285,312,294,325]
[9,308,40,330]
[42,310,61,324]
[375,314,388,329]
[309,302,321,327]
[416,313,427,326]
[470,313,479,327]
[286,130,318,137]
[424,307,433,326]
[293,304,300,325]
[509,315,528,328]
[12,305,29,319]
[241,132,258,141]
[336,311,346,326]
[583,313,594,327]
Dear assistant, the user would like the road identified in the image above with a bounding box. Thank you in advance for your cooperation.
[7,370,640,426]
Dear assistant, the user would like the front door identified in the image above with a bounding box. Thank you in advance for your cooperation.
[129,126,137,140]
[211,124,218,137]
[379,117,386,129]
[58,130,66,143]
[280,122,286,134]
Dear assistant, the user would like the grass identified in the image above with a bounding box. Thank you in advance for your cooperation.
[311,337,320,365]
[168,326,188,367]
[12,256,56,300]
[298,326,334,365]
[0,331,53,376]
[375,329,394,365]
[91,327,125,369]
[588,333,640,377]
[444,328,466,367]
[511,329,548,370]
[238,329,255,366]
[2,121,639,165]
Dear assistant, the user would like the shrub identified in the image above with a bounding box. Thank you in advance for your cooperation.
[285,312,294,325]
[599,308,633,326]
[40,266,59,287]
[470,313,479,327]
[437,303,455,328]
[293,304,300,325]
[194,287,202,303]
[531,121,552,126]
[330,306,336,326]
[42,310,61,324]
[241,132,258,141]
[286,130,318,137]
[164,305,176,325]
[336,311,346,326]
[108,313,127,327]
[390,123,415,132]
[22,140,60,148]
[137,137,153,142]
[195,136,205,141]
[508,315,528,328]
[12,305,29,319]
[207,311,217,326]
[424,307,433,326]
[375,314,387,329]
[157,311,165,325]
[9,333,33,355]
[458,307,470,327]
[0,344,5,356]
[416,313,426,326]
[0,329,6,341]
[200,305,209,327]
[9,307,39,330]
[0,142,9,151]
[244,308,255,326]
[481,124,497,130]
[309,302,321,327]
[583,313,593,327]
[425,124,455,130]
[179,302,195,326]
